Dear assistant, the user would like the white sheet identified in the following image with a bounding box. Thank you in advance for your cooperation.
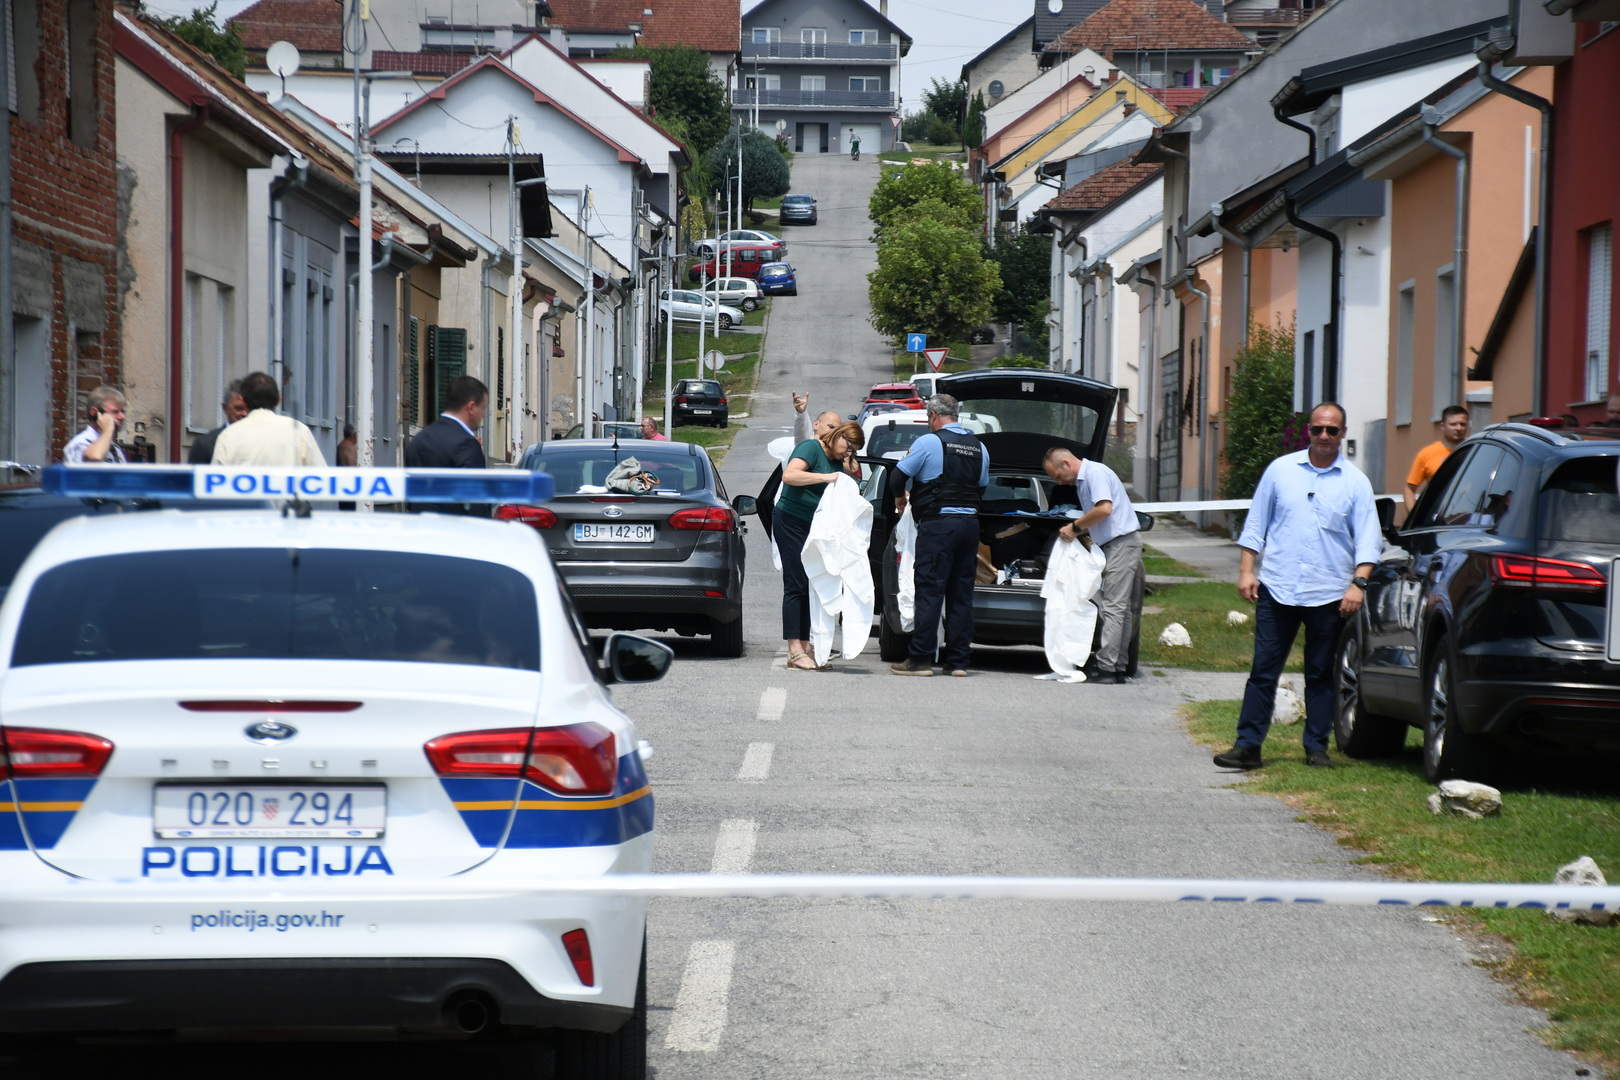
[1037,537,1107,682]
[801,473,875,666]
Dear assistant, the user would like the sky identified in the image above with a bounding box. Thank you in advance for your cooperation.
[143,0,1027,110]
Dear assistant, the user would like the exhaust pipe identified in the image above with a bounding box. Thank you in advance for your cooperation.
[453,997,490,1034]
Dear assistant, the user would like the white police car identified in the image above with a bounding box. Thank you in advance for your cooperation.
[0,465,668,1077]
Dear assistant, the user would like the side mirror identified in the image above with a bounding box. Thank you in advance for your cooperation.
[847,413,857,421]
[1375,497,1400,545]
[1135,511,1155,533]
[732,494,758,516]
[600,633,673,684]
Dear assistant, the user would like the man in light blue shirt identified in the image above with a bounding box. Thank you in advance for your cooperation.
[1215,403,1382,771]
[1043,447,1142,682]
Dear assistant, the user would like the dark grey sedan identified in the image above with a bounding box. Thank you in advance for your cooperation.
[779,193,817,225]
[509,439,756,655]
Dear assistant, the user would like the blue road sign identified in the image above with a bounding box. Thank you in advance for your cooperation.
[906,333,926,352]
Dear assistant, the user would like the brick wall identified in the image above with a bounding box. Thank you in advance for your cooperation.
[10,0,121,459]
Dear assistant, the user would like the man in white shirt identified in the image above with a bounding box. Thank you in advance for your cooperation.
[211,371,326,467]
[1042,447,1143,683]
[62,385,128,464]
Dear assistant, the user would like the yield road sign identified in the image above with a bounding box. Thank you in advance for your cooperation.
[906,333,926,352]
[923,347,949,372]
[889,115,902,130]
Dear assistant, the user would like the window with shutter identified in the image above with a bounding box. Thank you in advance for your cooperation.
[497,325,506,403]
[406,317,421,425]
[434,326,468,415]
[1586,223,1613,403]
[424,323,438,424]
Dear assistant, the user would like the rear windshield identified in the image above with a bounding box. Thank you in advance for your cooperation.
[535,446,706,495]
[678,381,722,396]
[783,195,811,204]
[868,388,916,400]
[761,265,788,276]
[1539,455,1620,544]
[12,550,539,670]
[867,422,929,459]
[947,397,1100,444]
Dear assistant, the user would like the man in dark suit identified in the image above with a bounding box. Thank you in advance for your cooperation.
[406,375,489,515]
[187,379,248,464]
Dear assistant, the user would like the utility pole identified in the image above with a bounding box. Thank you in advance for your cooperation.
[0,0,13,462]
[507,116,525,461]
[663,232,674,433]
[583,187,594,429]
[356,78,375,477]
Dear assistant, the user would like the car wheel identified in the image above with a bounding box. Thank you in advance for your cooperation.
[553,940,646,1080]
[1334,620,1407,758]
[878,606,912,662]
[742,298,758,312]
[786,288,797,296]
[719,315,733,330]
[721,420,729,429]
[711,615,744,658]
[1422,634,1496,783]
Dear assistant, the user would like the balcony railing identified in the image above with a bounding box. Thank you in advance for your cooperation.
[1226,8,1306,24]
[734,88,896,109]
[741,41,898,62]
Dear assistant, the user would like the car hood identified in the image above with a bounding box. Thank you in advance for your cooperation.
[935,370,1117,471]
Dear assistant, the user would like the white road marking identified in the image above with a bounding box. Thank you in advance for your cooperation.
[736,742,774,782]
[664,940,736,1052]
[757,686,786,720]
[711,819,757,873]
[769,650,787,671]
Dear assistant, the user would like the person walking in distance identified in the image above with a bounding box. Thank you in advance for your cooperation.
[1214,403,1382,770]
[207,372,326,467]
[62,385,128,463]
[778,421,863,669]
[1405,406,1470,512]
[887,394,989,677]
[1042,446,1143,683]
[188,379,249,464]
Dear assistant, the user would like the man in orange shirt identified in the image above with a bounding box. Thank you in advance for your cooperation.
[1406,405,1471,509]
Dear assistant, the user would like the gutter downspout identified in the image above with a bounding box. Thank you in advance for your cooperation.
[169,103,210,462]
[1211,201,1250,351]
[1420,106,1468,416]
[1272,103,1340,401]
[1184,272,1211,520]
[268,156,310,393]
[1478,60,1551,415]
[0,0,13,462]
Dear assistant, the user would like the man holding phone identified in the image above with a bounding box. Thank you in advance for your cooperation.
[62,385,128,464]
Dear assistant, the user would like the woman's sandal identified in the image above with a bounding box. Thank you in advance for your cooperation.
[787,650,817,670]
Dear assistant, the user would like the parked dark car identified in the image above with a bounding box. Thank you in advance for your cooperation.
[779,194,817,225]
[509,439,756,655]
[673,379,729,428]
[758,369,1146,672]
[757,262,797,296]
[1335,423,1620,780]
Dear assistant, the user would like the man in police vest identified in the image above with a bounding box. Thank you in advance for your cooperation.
[887,394,989,676]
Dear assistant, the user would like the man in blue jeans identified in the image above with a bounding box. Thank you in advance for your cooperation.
[887,395,989,676]
[1215,403,1382,769]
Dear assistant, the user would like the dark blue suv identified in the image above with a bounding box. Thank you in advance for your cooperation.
[1336,423,1620,780]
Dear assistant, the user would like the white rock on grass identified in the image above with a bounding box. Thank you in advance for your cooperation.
[1226,610,1250,626]
[1548,856,1618,926]
[1158,622,1192,648]
[1426,780,1503,819]
[1272,686,1304,726]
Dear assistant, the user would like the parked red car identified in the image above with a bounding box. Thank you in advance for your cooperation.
[863,383,925,409]
[688,243,778,282]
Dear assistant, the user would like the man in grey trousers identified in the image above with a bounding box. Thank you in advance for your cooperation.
[1042,447,1143,683]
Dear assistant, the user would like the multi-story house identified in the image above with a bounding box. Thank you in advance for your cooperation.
[736,0,911,155]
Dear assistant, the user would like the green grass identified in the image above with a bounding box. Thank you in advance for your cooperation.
[1139,581,1301,672]
[878,143,966,162]
[1182,699,1620,1073]
[1141,544,1204,578]
[644,309,771,468]
[742,299,769,326]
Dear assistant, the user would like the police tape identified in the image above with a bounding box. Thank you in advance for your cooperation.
[27,875,1620,910]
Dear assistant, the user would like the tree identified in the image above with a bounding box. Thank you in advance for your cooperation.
[703,128,790,211]
[922,77,967,127]
[163,2,246,79]
[963,91,986,150]
[988,225,1051,330]
[1220,316,1300,529]
[614,44,730,156]
[868,217,1000,347]
[889,196,976,234]
[868,160,979,240]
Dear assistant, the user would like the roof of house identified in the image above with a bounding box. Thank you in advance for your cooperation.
[546,0,740,52]
[373,50,473,76]
[1033,0,1111,53]
[1044,158,1163,213]
[1271,17,1499,115]
[1147,86,1210,110]
[228,0,344,53]
[1046,0,1254,57]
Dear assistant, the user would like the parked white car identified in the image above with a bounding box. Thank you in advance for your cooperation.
[658,290,744,330]
[700,277,762,312]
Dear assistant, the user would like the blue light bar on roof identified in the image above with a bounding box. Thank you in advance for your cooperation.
[42,465,554,505]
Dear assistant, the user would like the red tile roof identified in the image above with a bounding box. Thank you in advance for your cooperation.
[373,50,473,76]
[1044,159,1163,213]
[1046,0,1253,56]
[545,0,739,53]
[229,0,344,53]
[1148,86,1211,111]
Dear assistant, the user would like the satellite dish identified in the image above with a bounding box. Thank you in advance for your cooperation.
[1047,0,1062,12]
[988,79,1004,99]
[266,40,301,78]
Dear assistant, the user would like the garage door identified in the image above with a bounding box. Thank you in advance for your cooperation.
[843,123,882,154]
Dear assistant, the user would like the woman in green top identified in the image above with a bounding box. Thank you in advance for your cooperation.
[778,421,864,669]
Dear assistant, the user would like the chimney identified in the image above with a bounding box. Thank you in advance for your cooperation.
[880,0,888,15]
[1122,102,1137,116]
[1108,68,1119,83]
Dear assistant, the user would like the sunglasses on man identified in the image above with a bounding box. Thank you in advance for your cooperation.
[1309,425,1342,437]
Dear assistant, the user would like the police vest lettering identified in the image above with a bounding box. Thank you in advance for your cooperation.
[910,429,984,519]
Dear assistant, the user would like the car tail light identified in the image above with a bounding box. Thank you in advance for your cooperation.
[561,928,595,986]
[497,505,557,529]
[668,507,735,531]
[1,728,114,778]
[719,397,728,406]
[1488,554,1606,591]
[676,395,687,404]
[424,724,616,795]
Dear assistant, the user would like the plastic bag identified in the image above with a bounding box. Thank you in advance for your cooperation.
[605,457,658,495]
[893,505,917,632]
